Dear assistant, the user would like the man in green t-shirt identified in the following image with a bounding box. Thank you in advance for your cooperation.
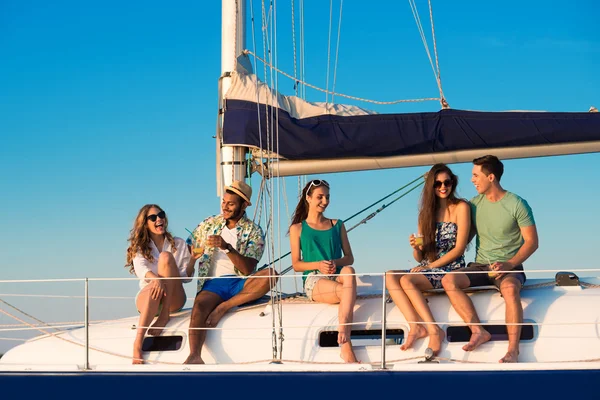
[441,155,539,363]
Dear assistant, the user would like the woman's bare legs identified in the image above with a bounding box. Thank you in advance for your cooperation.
[385,270,427,350]
[133,252,186,364]
[312,266,358,363]
[400,274,445,355]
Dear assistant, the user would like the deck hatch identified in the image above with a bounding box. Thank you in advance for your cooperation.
[319,329,405,347]
[446,324,535,342]
[142,335,183,352]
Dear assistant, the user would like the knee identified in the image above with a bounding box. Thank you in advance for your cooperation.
[263,268,279,284]
[385,271,401,287]
[340,266,356,284]
[400,274,417,289]
[158,252,175,266]
[191,299,209,322]
[501,284,520,300]
[341,265,355,274]
[441,274,458,291]
[340,266,356,277]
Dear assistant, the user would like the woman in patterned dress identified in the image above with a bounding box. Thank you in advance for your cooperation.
[385,164,470,356]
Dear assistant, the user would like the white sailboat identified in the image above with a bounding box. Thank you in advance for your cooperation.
[1,0,600,396]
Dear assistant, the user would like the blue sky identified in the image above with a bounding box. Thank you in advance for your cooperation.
[0,1,598,353]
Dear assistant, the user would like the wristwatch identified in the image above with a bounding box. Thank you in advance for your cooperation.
[223,243,233,254]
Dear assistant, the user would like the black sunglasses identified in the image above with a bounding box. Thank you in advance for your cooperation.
[308,179,330,191]
[146,210,166,222]
[434,179,453,189]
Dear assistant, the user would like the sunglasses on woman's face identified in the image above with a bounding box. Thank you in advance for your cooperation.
[146,210,166,222]
[434,179,453,189]
[308,179,330,192]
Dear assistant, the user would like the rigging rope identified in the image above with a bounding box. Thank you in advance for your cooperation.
[243,50,440,105]
[427,0,448,108]
[331,0,344,105]
[325,0,333,106]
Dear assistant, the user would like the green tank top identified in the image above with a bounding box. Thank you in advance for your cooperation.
[300,219,343,283]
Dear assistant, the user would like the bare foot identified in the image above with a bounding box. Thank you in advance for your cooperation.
[148,315,170,336]
[426,327,445,356]
[400,324,427,351]
[183,354,205,364]
[499,350,519,363]
[206,304,229,327]
[340,342,359,363]
[462,330,491,351]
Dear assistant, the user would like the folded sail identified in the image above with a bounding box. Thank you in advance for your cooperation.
[222,72,600,174]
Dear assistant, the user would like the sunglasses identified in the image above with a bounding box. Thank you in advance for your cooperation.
[146,210,166,222]
[307,179,330,192]
[434,179,453,189]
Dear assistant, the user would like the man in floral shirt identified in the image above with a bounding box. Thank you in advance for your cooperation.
[184,180,276,364]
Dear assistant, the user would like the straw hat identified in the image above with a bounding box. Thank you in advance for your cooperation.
[225,180,252,205]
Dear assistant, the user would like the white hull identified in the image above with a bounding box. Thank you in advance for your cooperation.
[2,276,599,372]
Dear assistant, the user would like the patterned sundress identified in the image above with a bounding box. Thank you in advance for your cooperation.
[417,221,465,289]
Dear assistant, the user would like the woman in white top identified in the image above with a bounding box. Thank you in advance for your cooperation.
[125,204,198,364]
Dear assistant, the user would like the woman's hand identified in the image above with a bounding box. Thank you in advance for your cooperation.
[149,279,166,301]
[188,244,204,261]
[410,265,428,273]
[318,260,336,275]
[409,234,423,251]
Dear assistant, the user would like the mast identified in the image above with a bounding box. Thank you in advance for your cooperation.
[218,0,247,196]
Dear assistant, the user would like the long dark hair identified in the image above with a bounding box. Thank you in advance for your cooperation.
[125,204,176,274]
[290,179,330,227]
[418,164,462,262]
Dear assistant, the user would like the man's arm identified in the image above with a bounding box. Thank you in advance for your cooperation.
[494,224,539,277]
[205,235,259,276]
[507,224,539,268]
[224,247,258,276]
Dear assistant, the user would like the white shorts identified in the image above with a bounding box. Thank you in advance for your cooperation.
[304,271,338,301]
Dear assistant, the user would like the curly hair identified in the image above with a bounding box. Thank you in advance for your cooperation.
[125,204,177,274]
[418,164,463,262]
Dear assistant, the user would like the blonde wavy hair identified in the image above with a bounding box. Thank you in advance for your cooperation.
[125,204,177,274]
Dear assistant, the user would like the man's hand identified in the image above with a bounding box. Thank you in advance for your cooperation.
[207,235,228,250]
[491,261,514,280]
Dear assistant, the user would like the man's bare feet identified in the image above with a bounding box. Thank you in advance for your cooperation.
[147,315,170,336]
[400,324,427,351]
[426,327,445,356]
[206,304,229,327]
[462,330,491,351]
[183,354,205,364]
[340,342,359,363]
[499,350,519,363]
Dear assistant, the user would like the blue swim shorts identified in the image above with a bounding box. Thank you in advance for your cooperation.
[200,275,245,301]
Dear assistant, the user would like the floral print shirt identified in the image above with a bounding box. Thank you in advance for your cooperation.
[187,213,265,292]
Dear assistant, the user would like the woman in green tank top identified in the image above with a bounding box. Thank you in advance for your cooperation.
[289,179,359,363]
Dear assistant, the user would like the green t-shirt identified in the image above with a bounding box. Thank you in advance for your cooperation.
[470,192,535,264]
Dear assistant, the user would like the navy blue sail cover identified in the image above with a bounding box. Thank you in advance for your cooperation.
[222,99,600,160]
